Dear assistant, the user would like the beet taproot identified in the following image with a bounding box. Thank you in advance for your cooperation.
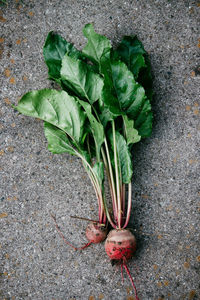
[105,229,136,261]
[86,222,108,243]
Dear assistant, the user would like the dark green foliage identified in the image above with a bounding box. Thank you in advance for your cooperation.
[14,24,153,185]
[115,36,153,100]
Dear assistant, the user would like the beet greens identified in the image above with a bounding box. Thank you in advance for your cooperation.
[14,23,152,234]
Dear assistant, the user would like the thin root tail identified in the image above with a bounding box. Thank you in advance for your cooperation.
[51,214,93,251]
[123,263,139,300]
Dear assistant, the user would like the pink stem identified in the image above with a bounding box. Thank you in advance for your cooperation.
[98,194,102,223]
[51,214,92,251]
[103,211,107,224]
[81,160,103,224]
[122,183,132,229]
[109,178,117,223]
[99,191,106,225]
[123,263,139,300]
[103,155,117,224]
[107,214,117,229]
[121,183,126,226]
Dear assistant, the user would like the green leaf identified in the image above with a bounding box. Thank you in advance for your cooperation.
[116,36,146,79]
[82,24,112,67]
[116,36,153,100]
[123,115,141,145]
[99,55,123,117]
[98,106,114,127]
[14,89,86,144]
[101,84,122,116]
[78,100,104,160]
[111,60,137,110]
[92,161,104,187]
[109,130,133,184]
[101,59,137,113]
[44,122,92,164]
[61,54,104,104]
[126,85,146,119]
[44,122,77,155]
[134,99,153,137]
[101,60,152,137]
[137,55,153,101]
[43,31,82,81]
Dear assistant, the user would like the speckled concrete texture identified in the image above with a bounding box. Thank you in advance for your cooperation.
[0,1,199,299]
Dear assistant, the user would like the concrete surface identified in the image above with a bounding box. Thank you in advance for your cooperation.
[0,1,199,299]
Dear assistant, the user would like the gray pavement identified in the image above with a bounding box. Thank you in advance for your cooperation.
[0,1,199,299]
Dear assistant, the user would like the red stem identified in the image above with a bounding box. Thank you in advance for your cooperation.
[97,194,102,223]
[51,214,92,251]
[109,177,118,223]
[123,263,139,300]
[103,211,107,224]
[121,183,126,227]
[122,183,132,229]
[102,154,117,225]
[70,215,99,223]
[81,159,103,224]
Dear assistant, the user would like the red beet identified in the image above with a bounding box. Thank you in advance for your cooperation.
[105,229,139,299]
[105,229,136,261]
[51,215,107,250]
[86,222,108,243]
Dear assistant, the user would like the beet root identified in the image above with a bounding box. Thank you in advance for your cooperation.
[105,229,139,299]
[51,215,107,250]
[105,229,136,261]
[86,222,108,244]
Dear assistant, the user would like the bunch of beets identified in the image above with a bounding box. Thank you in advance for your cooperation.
[14,24,153,299]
